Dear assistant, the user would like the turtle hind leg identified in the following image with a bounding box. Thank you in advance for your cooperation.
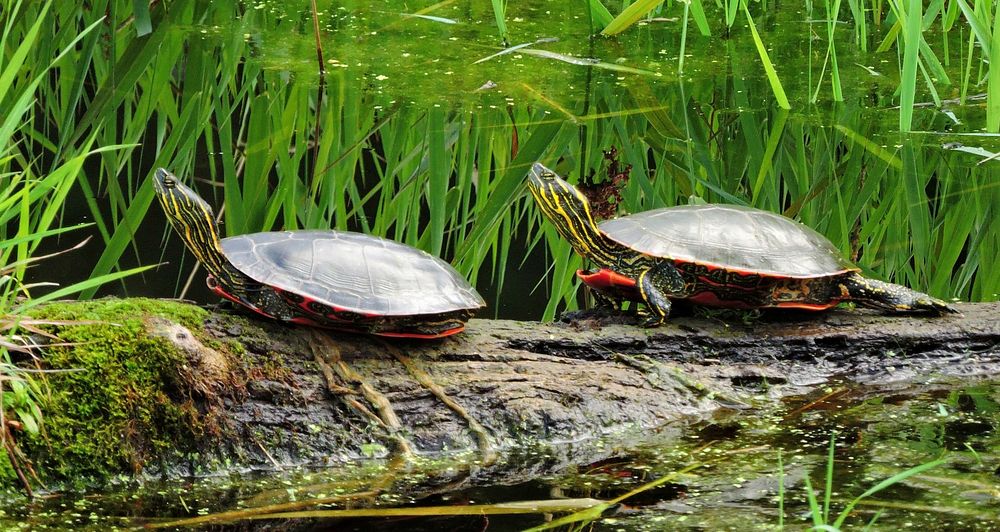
[841,273,959,315]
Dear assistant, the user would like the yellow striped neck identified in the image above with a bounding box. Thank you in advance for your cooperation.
[528,177,624,269]
[155,178,253,299]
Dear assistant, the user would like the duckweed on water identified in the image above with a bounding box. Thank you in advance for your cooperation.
[4,387,999,530]
[19,298,210,486]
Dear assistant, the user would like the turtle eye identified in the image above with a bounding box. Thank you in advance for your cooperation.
[163,176,176,188]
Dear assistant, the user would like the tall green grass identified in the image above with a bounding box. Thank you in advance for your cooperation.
[4,0,998,327]
[0,0,152,494]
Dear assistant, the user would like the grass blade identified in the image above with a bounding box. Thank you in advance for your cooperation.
[742,1,791,109]
[587,0,614,28]
[132,0,152,35]
[823,432,836,522]
[455,119,564,266]
[832,458,947,528]
[601,0,663,36]
[427,107,448,256]
[897,0,921,131]
[490,0,509,44]
[828,0,844,101]
[955,0,991,56]
[988,5,1000,131]
[16,265,156,313]
[689,0,711,36]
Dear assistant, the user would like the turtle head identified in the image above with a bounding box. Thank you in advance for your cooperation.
[527,162,597,223]
[527,163,606,256]
[152,168,227,275]
[153,168,216,223]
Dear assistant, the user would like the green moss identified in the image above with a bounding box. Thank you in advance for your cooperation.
[0,452,13,484]
[22,298,210,485]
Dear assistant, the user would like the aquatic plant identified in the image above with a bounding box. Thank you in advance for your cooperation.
[11,0,985,323]
[0,0,152,494]
[797,432,947,530]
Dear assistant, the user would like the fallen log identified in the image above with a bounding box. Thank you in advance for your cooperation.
[11,299,1000,486]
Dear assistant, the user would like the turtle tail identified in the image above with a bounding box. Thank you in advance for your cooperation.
[841,272,959,315]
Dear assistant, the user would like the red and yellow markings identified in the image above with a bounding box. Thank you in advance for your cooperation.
[208,275,276,319]
[577,268,637,289]
[377,326,465,339]
[576,265,841,311]
[774,302,839,311]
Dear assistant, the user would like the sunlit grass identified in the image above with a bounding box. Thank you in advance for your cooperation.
[7,0,999,323]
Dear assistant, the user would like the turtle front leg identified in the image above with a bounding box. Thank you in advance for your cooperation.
[841,273,959,315]
[637,261,688,327]
[590,287,623,312]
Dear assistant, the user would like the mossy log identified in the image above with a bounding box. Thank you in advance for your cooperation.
[10,299,1000,486]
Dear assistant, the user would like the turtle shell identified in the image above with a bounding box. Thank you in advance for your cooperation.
[221,230,484,316]
[598,204,856,278]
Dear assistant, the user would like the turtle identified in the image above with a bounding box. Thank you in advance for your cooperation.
[153,168,485,338]
[526,162,958,326]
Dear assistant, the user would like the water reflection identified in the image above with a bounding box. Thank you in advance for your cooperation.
[6,381,999,529]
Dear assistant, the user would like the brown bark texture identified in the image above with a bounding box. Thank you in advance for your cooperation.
[154,302,1000,472]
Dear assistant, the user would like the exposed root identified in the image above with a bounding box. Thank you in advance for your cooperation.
[608,350,748,408]
[384,343,496,463]
[2,428,38,497]
[311,347,382,426]
[308,330,414,456]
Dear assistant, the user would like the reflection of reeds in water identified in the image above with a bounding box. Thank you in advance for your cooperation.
[5,0,998,324]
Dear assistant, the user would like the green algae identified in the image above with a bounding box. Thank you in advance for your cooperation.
[20,298,211,486]
[0,452,13,486]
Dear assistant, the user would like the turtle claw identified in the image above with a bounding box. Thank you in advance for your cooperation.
[640,314,666,328]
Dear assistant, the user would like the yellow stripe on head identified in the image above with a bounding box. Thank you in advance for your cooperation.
[152,168,231,280]
[526,162,618,265]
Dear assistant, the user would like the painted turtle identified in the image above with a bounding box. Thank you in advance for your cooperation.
[153,168,484,338]
[527,163,957,326]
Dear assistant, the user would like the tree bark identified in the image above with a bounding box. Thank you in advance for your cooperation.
[179,302,1000,469]
[23,300,1000,481]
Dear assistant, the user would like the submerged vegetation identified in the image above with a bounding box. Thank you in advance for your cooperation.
[0,0,999,528]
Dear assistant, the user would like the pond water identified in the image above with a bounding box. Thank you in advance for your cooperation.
[8,0,1000,529]
[5,380,999,529]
